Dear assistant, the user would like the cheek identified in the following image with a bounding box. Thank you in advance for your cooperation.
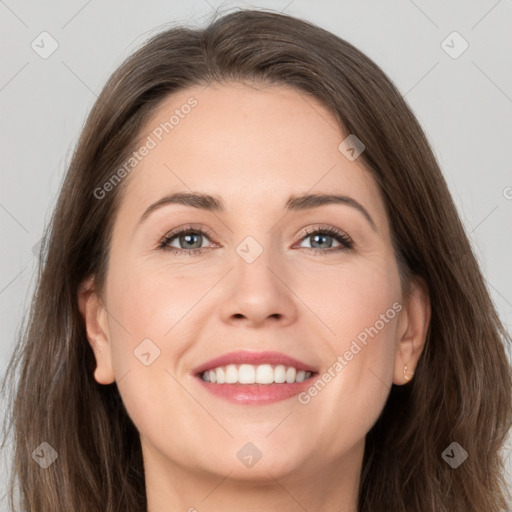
[102,267,204,451]
[102,262,202,410]
[293,252,401,347]
[333,257,401,384]
[293,256,400,440]
[107,261,207,343]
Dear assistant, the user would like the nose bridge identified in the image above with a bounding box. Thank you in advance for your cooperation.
[220,229,297,326]
[233,231,280,294]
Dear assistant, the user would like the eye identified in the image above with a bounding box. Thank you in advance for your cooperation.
[158,225,214,256]
[296,226,354,254]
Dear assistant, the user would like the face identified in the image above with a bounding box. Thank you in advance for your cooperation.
[80,81,429,502]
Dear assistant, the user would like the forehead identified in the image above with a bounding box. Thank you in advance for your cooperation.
[116,82,387,228]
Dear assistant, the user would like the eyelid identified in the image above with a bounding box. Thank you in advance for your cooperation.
[295,225,353,244]
[160,223,215,241]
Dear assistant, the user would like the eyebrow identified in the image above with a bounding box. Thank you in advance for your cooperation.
[138,191,377,231]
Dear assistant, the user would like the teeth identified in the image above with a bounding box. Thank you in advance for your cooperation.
[200,364,313,384]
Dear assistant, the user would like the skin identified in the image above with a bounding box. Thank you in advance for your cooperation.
[78,82,430,512]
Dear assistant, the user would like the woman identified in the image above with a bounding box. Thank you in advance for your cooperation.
[1,8,511,512]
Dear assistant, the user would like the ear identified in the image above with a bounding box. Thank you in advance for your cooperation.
[77,276,115,385]
[393,276,431,385]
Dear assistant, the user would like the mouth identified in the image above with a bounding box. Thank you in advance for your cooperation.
[191,350,319,405]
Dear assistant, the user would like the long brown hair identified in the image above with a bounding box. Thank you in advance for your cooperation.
[2,8,511,511]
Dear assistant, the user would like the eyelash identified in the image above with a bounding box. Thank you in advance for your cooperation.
[158,224,354,257]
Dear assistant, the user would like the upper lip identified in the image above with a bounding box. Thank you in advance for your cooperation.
[192,350,318,375]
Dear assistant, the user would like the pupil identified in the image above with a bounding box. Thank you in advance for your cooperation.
[312,234,332,249]
[182,233,201,249]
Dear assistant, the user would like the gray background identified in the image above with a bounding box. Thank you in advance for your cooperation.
[1,0,511,507]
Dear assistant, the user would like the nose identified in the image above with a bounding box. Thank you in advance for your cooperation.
[218,246,298,328]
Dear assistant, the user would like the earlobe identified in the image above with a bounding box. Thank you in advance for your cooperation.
[77,277,115,385]
[393,276,431,385]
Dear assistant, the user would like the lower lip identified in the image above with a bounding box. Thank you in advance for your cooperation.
[194,374,317,405]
